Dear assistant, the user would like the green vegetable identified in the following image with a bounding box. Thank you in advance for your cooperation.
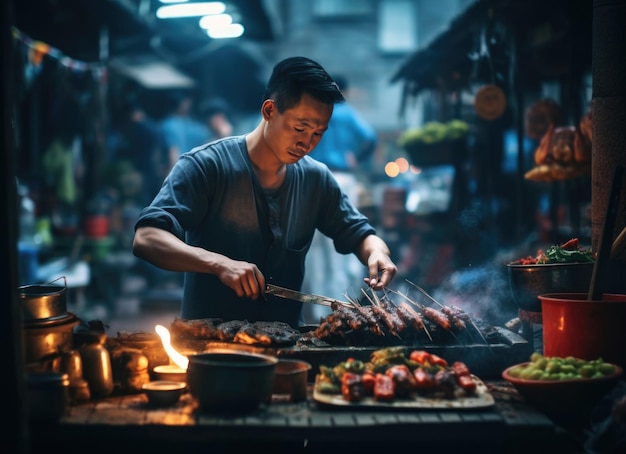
[398,120,469,147]
[542,245,594,263]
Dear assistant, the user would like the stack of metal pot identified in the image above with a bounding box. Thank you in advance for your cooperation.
[20,277,90,404]
[20,277,79,367]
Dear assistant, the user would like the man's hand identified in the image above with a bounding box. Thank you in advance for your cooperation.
[363,249,397,290]
[356,234,397,290]
[216,259,266,300]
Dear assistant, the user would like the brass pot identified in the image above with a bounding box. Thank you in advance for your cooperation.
[23,313,80,366]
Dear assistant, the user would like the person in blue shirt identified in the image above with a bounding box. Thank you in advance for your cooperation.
[160,91,212,173]
[308,75,377,173]
[132,57,397,328]
[302,75,378,323]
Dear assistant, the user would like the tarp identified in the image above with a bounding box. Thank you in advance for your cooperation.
[109,57,195,89]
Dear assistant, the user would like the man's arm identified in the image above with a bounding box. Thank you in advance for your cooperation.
[132,226,266,299]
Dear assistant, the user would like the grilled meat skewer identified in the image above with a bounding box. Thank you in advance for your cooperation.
[389,289,452,331]
[396,301,433,341]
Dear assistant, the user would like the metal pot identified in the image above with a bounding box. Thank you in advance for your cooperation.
[23,313,80,366]
[506,262,594,312]
[186,350,278,413]
[26,372,70,422]
[19,277,67,321]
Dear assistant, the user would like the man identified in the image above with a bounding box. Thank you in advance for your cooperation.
[132,56,397,328]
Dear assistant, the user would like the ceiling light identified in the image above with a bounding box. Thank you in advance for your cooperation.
[156,2,226,19]
[207,23,244,39]
[199,14,232,29]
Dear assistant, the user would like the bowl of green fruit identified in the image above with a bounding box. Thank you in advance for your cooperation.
[502,353,622,421]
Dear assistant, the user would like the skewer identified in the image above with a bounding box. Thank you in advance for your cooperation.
[360,288,377,306]
[369,287,383,307]
[405,279,444,308]
[405,279,492,349]
[384,289,433,342]
[344,291,361,307]
[348,291,385,337]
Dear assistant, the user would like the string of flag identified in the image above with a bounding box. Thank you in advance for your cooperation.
[12,26,105,75]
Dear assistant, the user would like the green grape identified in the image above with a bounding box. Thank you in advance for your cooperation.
[508,366,524,378]
[579,365,595,378]
[520,367,536,380]
[530,352,544,363]
[514,354,618,382]
[598,363,616,375]
[534,357,548,370]
[529,369,543,380]
[564,356,578,366]
[546,361,561,374]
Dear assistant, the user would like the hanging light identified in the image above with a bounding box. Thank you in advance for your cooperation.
[207,23,244,39]
[199,13,232,29]
[156,2,226,19]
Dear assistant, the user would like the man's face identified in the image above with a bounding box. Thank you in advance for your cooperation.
[264,93,333,164]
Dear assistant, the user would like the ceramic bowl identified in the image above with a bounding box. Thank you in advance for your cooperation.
[152,364,187,383]
[142,380,186,406]
[502,361,623,421]
[272,359,312,402]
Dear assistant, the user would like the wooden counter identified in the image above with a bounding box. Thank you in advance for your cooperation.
[29,381,585,453]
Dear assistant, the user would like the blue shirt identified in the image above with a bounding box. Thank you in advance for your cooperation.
[134,136,375,327]
[160,115,211,156]
[308,103,377,171]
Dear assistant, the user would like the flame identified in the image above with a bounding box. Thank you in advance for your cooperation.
[155,325,189,370]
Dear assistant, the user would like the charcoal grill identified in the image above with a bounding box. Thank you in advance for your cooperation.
[169,325,529,381]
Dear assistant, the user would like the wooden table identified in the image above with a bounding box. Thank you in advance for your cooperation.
[29,381,585,453]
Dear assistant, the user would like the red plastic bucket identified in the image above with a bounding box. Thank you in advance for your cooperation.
[539,293,626,369]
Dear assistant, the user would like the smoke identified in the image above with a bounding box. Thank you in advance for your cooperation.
[430,264,518,327]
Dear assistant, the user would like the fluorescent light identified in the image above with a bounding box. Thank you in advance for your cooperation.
[159,1,188,4]
[199,14,232,29]
[207,23,244,39]
[156,2,226,18]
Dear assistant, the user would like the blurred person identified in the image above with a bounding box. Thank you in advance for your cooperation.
[117,95,168,206]
[200,97,236,140]
[302,74,378,323]
[132,56,397,328]
[160,91,211,172]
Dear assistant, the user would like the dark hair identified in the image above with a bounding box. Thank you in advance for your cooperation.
[331,74,348,92]
[264,57,345,112]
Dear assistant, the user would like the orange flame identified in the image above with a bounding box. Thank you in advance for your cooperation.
[155,325,189,370]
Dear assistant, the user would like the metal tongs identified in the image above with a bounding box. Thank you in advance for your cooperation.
[265,284,352,308]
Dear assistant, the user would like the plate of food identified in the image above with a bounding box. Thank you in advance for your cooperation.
[312,347,495,410]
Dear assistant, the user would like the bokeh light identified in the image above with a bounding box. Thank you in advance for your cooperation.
[385,161,400,178]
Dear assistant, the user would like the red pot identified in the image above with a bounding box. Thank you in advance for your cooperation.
[539,293,626,369]
[83,215,109,238]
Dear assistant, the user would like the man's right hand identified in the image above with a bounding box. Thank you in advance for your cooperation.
[216,259,266,301]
